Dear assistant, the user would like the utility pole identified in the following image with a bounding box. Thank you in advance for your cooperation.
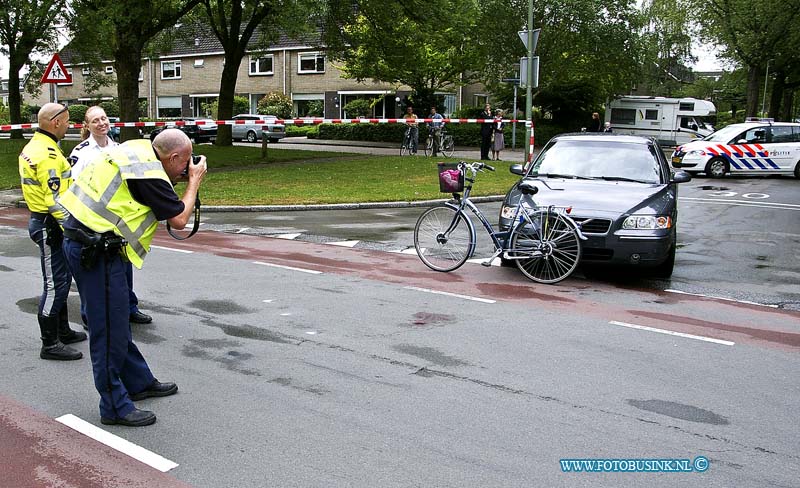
[524,0,534,163]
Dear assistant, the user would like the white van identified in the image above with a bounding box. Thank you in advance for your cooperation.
[605,96,716,147]
[671,120,800,178]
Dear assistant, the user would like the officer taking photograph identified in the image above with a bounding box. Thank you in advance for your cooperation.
[59,128,207,427]
[18,103,87,361]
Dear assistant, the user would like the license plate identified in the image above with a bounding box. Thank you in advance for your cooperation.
[671,157,682,164]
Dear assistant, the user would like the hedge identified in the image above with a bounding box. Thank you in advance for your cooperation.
[314,120,571,148]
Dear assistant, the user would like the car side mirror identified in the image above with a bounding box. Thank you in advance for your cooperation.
[510,164,525,176]
[736,139,748,144]
[671,171,692,184]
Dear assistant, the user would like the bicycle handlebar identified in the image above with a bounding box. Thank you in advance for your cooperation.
[460,161,495,173]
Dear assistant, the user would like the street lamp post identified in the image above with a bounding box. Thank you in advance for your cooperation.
[761,59,774,118]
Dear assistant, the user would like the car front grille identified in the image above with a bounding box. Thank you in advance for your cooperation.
[573,218,612,234]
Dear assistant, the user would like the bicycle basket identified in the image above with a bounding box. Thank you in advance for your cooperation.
[437,162,464,193]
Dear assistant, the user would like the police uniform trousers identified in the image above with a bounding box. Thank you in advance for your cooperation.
[63,236,155,419]
[29,213,70,320]
[80,262,140,324]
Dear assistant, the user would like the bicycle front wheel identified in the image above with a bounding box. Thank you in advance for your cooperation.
[400,140,409,156]
[424,137,433,157]
[441,135,455,157]
[414,206,474,272]
[509,210,581,283]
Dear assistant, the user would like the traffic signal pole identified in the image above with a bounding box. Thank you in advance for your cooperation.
[524,0,534,163]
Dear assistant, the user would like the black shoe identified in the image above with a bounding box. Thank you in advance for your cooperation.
[59,329,87,344]
[130,380,178,401]
[101,408,156,427]
[40,343,83,361]
[129,311,153,324]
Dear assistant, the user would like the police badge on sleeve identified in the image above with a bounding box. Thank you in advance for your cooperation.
[47,177,61,192]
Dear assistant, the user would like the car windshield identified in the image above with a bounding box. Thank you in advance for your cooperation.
[703,124,750,142]
[527,139,662,184]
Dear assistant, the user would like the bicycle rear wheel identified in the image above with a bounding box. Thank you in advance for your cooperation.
[441,135,454,157]
[424,137,433,157]
[414,206,473,272]
[400,140,409,156]
[509,210,581,283]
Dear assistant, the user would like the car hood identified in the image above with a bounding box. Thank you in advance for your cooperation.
[675,140,712,153]
[507,178,674,218]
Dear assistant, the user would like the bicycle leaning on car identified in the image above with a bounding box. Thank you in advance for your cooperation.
[414,161,587,284]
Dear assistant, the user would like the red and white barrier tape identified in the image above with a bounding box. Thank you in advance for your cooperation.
[0,118,529,132]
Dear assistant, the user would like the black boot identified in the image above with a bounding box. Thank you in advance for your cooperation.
[38,314,82,361]
[58,305,87,344]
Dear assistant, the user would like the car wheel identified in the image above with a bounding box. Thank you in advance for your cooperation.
[705,157,727,178]
[794,161,800,179]
[649,244,676,279]
[246,131,257,143]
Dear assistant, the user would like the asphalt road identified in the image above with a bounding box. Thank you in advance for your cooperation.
[0,171,798,487]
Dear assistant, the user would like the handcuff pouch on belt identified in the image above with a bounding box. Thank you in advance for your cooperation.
[64,228,128,270]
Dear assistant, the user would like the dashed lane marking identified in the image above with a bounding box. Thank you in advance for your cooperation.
[274,233,301,240]
[253,261,322,274]
[55,414,179,472]
[236,227,251,233]
[404,286,496,303]
[665,289,779,308]
[150,245,193,254]
[328,240,360,247]
[608,320,735,346]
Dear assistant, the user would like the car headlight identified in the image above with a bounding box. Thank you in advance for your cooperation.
[686,149,706,156]
[622,215,672,230]
[500,205,517,219]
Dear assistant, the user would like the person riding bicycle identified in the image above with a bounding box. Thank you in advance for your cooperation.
[428,107,445,156]
[403,106,419,154]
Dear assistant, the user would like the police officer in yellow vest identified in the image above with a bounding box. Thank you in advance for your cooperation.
[60,128,206,427]
[18,103,87,361]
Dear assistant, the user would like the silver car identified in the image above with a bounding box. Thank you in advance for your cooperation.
[231,114,286,143]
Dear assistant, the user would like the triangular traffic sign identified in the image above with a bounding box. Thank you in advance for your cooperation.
[41,53,71,84]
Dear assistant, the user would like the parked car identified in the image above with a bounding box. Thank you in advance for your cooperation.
[231,114,286,143]
[499,133,692,277]
[149,118,218,143]
[671,120,800,178]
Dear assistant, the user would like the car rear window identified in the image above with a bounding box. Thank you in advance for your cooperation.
[529,140,662,184]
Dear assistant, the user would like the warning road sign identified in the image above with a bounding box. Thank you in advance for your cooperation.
[41,54,71,84]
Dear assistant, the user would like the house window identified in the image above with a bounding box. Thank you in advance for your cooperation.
[105,66,114,74]
[249,55,274,75]
[161,60,182,80]
[194,59,204,68]
[81,68,90,75]
[157,96,182,118]
[298,52,325,74]
[473,94,489,107]
[138,68,144,81]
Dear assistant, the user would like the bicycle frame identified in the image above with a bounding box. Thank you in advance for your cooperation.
[439,165,586,263]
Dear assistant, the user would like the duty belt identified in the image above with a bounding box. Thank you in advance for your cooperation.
[64,227,128,269]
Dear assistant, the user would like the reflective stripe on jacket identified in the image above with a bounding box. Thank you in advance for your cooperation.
[18,131,72,221]
[58,140,171,269]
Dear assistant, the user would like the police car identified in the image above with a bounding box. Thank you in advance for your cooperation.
[671,120,800,178]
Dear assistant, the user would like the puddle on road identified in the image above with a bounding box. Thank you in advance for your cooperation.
[627,399,729,425]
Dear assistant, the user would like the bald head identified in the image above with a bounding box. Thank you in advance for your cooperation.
[152,128,193,181]
[38,103,70,140]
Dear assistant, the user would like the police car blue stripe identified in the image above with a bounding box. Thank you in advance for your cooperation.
[737,157,754,170]
[765,158,780,169]
[724,155,742,170]
[751,158,767,170]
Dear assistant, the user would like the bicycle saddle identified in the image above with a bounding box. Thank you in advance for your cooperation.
[518,181,539,195]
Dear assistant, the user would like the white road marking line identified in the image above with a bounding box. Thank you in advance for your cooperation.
[262,299,274,303]
[404,286,496,303]
[55,414,179,472]
[392,248,419,255]
[328,240,360,247]
[608,320,735,346]
[681,197,800,210]
[150,245,193,254]
[467,258,501,267]
[280,313,291,316]
[236,227,251,233]
[665,289,779,308]
[253,261,322,274]
[274,233,301,240]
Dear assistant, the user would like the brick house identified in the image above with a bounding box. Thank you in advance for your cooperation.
[30,27,489,120]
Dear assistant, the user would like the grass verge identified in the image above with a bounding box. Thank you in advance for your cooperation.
[2,139,518,205]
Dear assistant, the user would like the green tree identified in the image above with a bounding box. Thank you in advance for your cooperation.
[692,0,800,117]
[639,0,695,96]
[69,0,201,141]
[197,0,310,146]
[0,0,68,138]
